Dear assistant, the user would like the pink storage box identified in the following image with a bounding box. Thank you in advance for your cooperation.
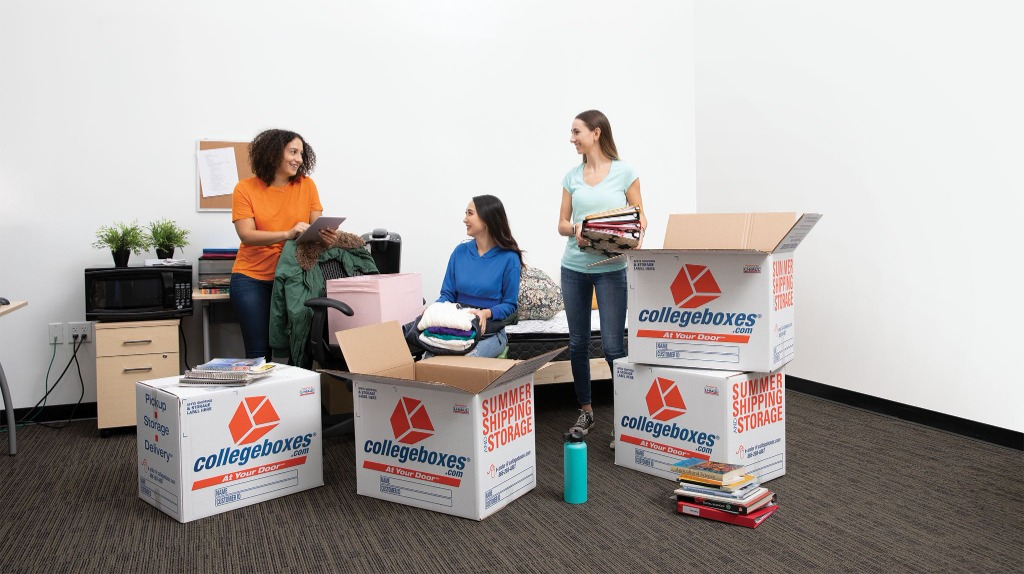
[326,273,423,345]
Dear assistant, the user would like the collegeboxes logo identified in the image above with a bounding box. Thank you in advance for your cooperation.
[228,396,280,444]
[646,377,687,421]
[390,397,435,444]
[670,264,721,309]
[364,398,467,470]
[194,396,314,472]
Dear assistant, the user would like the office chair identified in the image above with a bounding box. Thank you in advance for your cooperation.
[304,231,402,437]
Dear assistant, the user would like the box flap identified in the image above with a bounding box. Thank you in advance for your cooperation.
[663,212,800,253]
[334,321,412,375]
[321,368,445,391]
[772,213,822,253]
[414,356,512,394]
[487,347,566,389]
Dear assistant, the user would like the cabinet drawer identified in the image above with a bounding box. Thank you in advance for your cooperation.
[96,352,179,429]
[96,324,178,357]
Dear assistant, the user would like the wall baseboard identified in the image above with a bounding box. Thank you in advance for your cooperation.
[9,383,1022,451]
[787,376,1022,451]
[9,403,97,428]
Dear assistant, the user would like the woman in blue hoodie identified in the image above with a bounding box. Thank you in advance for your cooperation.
[436,194,523,357]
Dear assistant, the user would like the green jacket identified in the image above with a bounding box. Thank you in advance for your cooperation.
[269,240,378,368]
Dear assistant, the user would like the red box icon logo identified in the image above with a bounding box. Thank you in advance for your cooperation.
[646,377,686,421]
[391,397,435,444]
[228,396,280,445]
[670,264,721,309]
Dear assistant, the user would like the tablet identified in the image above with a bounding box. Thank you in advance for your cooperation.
[296,217,346,244]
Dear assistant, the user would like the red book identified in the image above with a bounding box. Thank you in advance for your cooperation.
[676,500,778,529]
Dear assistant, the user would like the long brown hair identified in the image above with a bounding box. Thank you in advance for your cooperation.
[473,194,525,269]
[575,109,619,164]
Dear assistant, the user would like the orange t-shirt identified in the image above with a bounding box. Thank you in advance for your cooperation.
[231,176,324,280]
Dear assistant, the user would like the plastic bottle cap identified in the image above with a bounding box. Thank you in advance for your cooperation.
[563,431,585,443]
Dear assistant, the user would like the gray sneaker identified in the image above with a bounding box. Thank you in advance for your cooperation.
[569,410,595,435]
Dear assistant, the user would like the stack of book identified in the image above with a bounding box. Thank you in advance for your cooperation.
[198,248,237,294]
[579,205,643,261]
[671,458,779,529]
[180,357,276,386]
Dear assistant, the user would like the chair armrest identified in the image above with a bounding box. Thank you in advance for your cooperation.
[304,297,354,368]
[304,297,354,317]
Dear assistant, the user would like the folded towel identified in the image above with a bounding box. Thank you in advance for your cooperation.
[417,301,475,331]
[425,326,475,338]
[423,331,476,342]
[419,332,475,351]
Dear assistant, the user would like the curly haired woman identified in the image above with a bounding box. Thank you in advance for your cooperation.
[230,129,338,359]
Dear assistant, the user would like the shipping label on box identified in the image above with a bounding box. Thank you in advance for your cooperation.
[613,359,786,483]
[136,365,324,523]
[330,321,562,520]
[628,212,819,372]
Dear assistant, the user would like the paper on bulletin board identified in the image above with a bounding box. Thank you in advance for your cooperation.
[197,147,238,197]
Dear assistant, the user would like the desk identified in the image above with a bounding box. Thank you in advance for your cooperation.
[193,290,231,363]
[0,300,28,455]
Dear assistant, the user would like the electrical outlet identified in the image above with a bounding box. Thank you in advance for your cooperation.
[69,321,93,343]
[48,323,64,345]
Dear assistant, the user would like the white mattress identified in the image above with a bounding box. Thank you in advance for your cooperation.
[506,310,602,335]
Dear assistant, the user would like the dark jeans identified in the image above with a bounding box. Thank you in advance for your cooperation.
[561,266,627,406]
[230,273,274,360]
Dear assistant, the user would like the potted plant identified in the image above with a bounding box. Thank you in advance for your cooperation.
[147,218,191,259]
[93,220,151,267]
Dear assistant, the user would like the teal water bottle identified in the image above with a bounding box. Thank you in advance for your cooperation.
[563,431,588,504]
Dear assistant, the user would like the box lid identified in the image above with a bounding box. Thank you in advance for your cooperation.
[662,212,821,254]
[329,321,564,394]
[334,321,413,374]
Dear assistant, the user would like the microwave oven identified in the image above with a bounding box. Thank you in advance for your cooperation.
[84,266,193,321]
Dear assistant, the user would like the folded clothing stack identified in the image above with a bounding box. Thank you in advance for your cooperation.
[413,302,480,354]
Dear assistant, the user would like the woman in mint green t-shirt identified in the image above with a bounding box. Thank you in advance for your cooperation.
[557,110,647,440]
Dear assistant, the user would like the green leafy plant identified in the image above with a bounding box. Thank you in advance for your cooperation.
[146,218,190,253]
[92,220,151,255]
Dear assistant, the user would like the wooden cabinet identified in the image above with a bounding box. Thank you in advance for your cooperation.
[95,319,180,433]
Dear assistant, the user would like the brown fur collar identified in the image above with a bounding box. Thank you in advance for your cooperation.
[295,230,365,270]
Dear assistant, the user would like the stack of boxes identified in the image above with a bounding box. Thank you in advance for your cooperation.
[613,212,820,483]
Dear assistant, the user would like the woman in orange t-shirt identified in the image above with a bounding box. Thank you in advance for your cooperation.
[230,129,338,359]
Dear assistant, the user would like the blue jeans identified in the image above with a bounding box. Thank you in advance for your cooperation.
[230,273,274,360]
[561,266,627,407]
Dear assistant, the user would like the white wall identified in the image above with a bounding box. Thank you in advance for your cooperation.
[695,2,1023,431]
[0,2,695,410]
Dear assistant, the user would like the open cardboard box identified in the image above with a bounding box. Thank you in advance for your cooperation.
[324,321,563,520]
[627,212,821,372]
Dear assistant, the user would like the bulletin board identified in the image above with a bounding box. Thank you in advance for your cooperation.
[196,140,252,211]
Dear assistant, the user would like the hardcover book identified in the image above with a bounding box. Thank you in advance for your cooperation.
[677,490,776,515]
[672,458,747,483]
[677,500,779,528]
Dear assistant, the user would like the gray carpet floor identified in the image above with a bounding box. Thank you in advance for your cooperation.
[0,385,1021,573]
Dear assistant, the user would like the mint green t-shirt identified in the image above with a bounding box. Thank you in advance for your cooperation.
[560,160,639,273]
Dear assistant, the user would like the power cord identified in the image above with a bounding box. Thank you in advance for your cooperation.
[34,334,87,429]
[14,335,86,429]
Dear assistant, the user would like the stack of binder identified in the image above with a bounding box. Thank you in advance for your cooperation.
[580,205,642,263]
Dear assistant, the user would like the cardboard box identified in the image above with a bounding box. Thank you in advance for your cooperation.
[136,365,324,523]
[328,321,563,521]
[628,212,820,372]
[321,372,353,415]
[326,273,423,345]
[613,359,786,483]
